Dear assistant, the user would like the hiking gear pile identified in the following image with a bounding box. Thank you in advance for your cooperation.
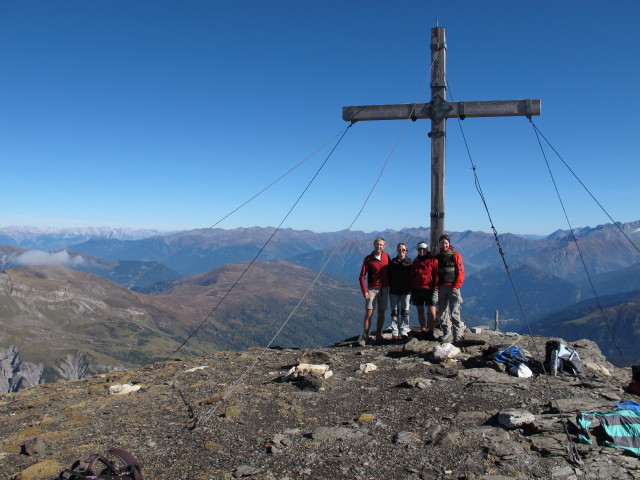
[57,447,142,480]
[544,340,584,378]
[489,345,544,376]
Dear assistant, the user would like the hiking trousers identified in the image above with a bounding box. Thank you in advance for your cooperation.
[389,292,410,336]
[437,285,464,339]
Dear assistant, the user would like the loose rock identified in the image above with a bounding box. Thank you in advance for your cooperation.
[498,409,536,429]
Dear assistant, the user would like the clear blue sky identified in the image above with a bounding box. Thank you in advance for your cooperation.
[1,1,638,235]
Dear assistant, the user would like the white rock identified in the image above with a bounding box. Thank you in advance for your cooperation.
[584,362,610,376]
[498,409,535,429]
[109,383,141,395]
[283,363,333,380]
[359,363,378,373]
[185,366,209,372]
[432,343,461,361]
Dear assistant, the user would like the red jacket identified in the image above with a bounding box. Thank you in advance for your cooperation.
[436,247,464,289]
[359,251,390,294]
[410,254,438,291]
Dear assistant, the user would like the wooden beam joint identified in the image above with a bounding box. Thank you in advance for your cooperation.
[427,95,454,123]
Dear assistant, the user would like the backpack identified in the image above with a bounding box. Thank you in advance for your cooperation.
[616,400,640,412]
[491,345,528,368]
[489,344,544,375]
[628,365,640,395]
[545,340,584,378]
[57,447,142,480]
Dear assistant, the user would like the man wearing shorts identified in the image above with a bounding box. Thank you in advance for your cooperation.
[358,237,389,345]
[410,241,439,341]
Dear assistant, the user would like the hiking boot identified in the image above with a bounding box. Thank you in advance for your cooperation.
[425,331,438,341]
[375,331,384,344]
[356,332,369,347]
[441,325,451,343]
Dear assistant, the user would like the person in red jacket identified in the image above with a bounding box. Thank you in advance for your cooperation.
[436,234,465,343]
[410,241,439,341]
[358,237,389,345]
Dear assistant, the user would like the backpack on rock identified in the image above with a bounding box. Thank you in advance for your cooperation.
[545,340,584,378]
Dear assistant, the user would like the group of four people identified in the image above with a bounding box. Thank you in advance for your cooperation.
[358,235,465,346]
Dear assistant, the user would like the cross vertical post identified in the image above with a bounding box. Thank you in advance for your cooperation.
[342,25,541,250]
[430,27,447,252]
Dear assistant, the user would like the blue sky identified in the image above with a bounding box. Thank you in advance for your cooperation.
[1,1,638,236]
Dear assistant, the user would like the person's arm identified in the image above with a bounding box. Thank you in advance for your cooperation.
[359,258,369,298]
[453,253,465,290]
[431,259,439,291]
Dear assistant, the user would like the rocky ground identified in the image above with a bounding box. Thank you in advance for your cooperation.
[0,329,639,480]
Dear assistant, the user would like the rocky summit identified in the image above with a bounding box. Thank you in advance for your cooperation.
[1,330,639,480]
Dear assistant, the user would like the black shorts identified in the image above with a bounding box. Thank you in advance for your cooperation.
[411,289,436,307]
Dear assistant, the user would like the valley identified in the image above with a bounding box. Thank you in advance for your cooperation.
[0,221,639,392]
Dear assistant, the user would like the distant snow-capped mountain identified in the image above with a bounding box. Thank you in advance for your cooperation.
[0,226,162,250]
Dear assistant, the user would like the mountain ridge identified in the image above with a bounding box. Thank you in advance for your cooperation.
[0,260,361,391]
[1,221,639,383]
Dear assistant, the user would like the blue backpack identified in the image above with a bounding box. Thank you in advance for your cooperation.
[490,345,544,374]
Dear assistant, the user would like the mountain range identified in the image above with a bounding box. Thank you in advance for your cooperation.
[0,259,361,391]
[0,226,162,250]
[0,221,639,390]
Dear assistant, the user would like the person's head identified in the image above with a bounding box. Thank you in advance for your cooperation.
[373,237,386,253]
[416,241,428,256]
[439,234,450,250]
[396,242,407,259]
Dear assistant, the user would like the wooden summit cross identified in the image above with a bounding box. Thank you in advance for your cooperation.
[343,26,541,252]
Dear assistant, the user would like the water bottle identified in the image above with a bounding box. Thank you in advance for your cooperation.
[550,349,559,376]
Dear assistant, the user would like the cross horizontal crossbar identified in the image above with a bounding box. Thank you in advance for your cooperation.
[342,99,541,122]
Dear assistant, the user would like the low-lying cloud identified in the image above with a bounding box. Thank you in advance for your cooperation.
[12,250,88,267]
